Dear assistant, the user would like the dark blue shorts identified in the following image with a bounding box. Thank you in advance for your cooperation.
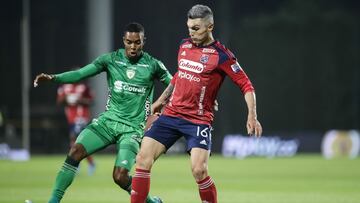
[144,115,212,152]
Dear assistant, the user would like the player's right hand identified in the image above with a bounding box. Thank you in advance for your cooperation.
[33,73,54,87]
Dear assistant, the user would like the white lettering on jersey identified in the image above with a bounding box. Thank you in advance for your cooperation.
[114,80,147,94]
[179,59,204,73]
[178,70,200,82]
[202,48,215,53]
[198,86,206,115]
[182,43,192,48]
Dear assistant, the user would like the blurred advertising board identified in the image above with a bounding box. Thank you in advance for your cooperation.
[321,130,360,159]
[221,134,299,158]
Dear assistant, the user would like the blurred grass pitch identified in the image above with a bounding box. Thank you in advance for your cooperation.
[0,154,359,203]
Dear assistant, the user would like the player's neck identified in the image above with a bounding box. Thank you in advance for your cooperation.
[197,35,215,47]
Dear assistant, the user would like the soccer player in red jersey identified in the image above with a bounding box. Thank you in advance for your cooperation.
[131,5,262,203]
[131,4,262,203]
[57,81,96,175]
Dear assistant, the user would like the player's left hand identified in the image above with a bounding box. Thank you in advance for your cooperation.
[247,116,262,137]
[213,100,219,111]
[33,73,54,87]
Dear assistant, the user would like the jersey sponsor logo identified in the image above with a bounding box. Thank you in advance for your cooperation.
[181,43,192,48]
[179,59,204,73]
[200,54,209,64]
[114,80,147,94]
[126,69,136,79]
[231,62,242,73]
[178,70,200,82]
[144,97,151,119]
[202,48,215,53]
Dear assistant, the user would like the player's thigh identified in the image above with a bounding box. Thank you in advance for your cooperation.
[115,134,139,171]
[76,118,115,155]
[144,115,181,151]
[139,136,167,162]
[75,128,109,155]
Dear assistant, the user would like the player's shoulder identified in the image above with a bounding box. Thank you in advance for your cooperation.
[141,51,166,69]
[211,40,236,64]
[95,50,115,62]
[141,51,161,64]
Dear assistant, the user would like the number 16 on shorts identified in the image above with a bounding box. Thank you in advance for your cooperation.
[196,126,212,139]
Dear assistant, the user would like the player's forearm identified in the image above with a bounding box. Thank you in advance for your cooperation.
[244,91,258,119]
[53,64,102,83]
[157,84,174,105]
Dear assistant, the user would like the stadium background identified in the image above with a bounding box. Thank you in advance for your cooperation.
[1,1,360,203]
[0,0,359,154]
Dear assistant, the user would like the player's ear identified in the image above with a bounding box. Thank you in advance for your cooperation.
[208,23,214,32]
[143,36,146,45]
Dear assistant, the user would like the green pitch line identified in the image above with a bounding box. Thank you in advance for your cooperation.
[0,154,359,203]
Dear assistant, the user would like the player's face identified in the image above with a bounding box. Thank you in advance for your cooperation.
[187,18,213,46]
[123,32,145,59]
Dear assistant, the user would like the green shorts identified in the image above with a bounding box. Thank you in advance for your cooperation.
[75,115,143,171]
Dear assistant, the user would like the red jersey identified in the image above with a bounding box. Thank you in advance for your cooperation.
[57,83,93,124]
[163,39,254,125]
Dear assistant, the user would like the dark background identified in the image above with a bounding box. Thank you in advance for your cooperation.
[0,0,359,153]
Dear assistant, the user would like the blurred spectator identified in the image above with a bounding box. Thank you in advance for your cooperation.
[57,79,96,175]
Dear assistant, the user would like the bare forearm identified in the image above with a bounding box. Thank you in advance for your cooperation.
[157,84,174,105]
[244,91,257,119]
[244,91,262,136]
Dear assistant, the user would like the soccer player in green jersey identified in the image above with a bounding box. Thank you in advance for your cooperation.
[33,22,171,203]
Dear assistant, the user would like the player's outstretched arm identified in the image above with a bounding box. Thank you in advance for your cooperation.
[33,73,54,87]
[244,91,262,137]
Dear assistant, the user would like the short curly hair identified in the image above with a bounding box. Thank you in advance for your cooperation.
[124,22,145,34]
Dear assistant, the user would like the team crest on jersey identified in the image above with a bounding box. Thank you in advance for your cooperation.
[231,62,242,73]
[200,54,209,64]
[126,69,136,79]
[181,51,186,56]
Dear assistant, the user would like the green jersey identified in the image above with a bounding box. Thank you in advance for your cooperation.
[54,49,172,129]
